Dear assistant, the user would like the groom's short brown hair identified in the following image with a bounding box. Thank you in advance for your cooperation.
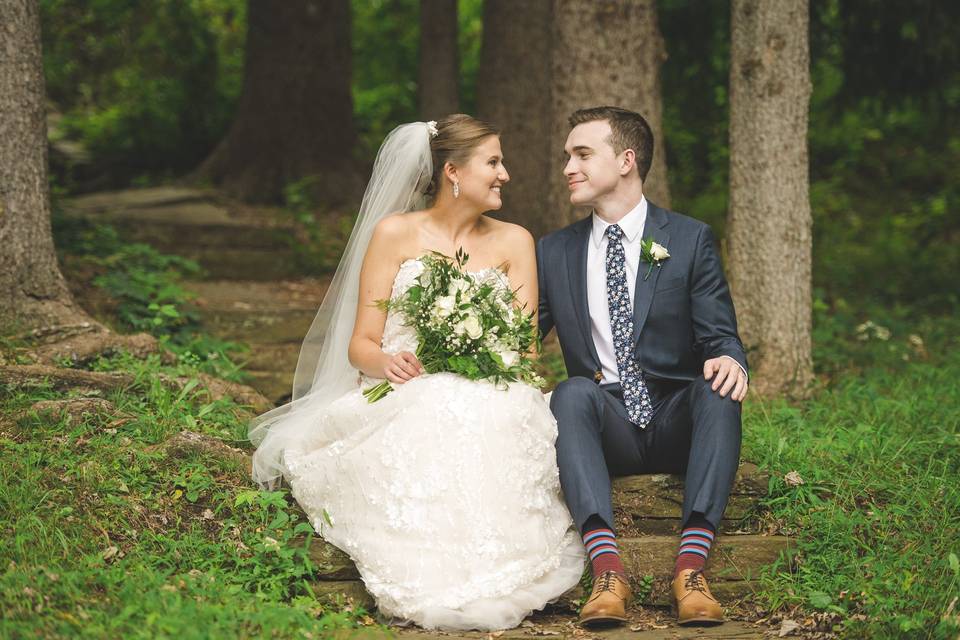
[568,106,654,182]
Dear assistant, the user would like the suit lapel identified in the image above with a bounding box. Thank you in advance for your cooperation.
[565,216,601,367]
[633,204,671,346]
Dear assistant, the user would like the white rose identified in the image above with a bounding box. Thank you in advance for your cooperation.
[461,315,483,340]
[448,278,471,296]
[650,242,670,261]
[433,295,456,317]
[498,350,519,368]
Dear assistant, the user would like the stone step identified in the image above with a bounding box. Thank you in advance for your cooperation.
[303,532,793,609]
[61,187,303,280]
[200,308,318,344]
[612,462,769,536]
[392,620,769,639]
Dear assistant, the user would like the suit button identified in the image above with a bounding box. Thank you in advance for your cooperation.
[594,370,603,383]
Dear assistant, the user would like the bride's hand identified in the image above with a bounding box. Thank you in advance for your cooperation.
[383,351,425,384]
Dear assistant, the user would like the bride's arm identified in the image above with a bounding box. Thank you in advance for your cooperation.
[348,217,424,382]
[500,225,539,358]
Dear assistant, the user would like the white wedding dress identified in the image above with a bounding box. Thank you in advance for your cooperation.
[282,258,584,630]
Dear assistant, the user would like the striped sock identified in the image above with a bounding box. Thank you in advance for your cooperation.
[674,525,715,576]
[583,528,626,577]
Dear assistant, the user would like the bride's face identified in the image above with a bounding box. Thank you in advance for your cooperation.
[453,136,510,210]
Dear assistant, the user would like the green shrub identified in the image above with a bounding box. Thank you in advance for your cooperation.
[53,215,246,381]
[41,0,246,185]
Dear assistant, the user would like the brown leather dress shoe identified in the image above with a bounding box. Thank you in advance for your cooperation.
[673,569,724,625]
[579,571,631,627]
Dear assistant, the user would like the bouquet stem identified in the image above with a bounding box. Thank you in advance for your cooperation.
[363,381,394,403]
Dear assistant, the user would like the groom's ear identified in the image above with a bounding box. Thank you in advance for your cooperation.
[618,149,637,177]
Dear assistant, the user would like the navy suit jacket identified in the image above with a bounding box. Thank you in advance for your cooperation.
[536,202,748,386]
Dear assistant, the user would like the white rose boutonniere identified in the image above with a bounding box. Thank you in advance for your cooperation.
[640,238,670,280]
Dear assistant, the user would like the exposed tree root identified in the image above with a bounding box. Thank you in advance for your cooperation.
[0,364,134,393]
[0,365,272,417]
[27,330,163,367]
[150,429,251,472]
[25,397,120,426]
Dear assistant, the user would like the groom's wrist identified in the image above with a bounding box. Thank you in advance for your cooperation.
[719,355,748,381]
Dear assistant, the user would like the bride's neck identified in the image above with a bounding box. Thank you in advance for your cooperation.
[425,200,485,241]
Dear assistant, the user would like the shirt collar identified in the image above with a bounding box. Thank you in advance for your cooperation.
[590,196,648,248]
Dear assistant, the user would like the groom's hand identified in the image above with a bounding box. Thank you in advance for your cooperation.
[703,357,748,402]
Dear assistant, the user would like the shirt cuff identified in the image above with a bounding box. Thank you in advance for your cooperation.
[720,355,748,382]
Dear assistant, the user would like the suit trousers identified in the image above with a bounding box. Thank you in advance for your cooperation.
[550,375,742,533]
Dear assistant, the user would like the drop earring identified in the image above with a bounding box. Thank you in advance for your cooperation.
[453,182,460,199]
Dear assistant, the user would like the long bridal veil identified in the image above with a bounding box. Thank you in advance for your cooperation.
[249,122,434,488]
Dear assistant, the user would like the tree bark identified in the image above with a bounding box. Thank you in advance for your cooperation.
[727,0,813,396]
[479,0,670,237]
[195,0,358,203]
[477,0,554,236]
[418,0,459,118]
[549,0,671,226]
[0,0,87,333]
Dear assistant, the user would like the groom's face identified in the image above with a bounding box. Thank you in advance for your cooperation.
[563,120,623,206]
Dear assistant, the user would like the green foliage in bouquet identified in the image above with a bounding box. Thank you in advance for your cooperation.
[363,249,543,402]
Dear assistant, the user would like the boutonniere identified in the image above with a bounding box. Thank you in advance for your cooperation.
[640,238,670,280]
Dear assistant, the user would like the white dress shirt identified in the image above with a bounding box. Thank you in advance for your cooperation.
[586,197,747,385]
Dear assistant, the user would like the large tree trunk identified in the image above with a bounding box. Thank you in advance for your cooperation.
[0,0,86,332]
[479,0,670,238]
[418,0,459,118]
[549,0,671,224]
[195,0,357,203]
[727,0,813,397]
[477,0,554,236]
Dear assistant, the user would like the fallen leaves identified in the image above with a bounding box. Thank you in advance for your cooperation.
[784,470,804,487]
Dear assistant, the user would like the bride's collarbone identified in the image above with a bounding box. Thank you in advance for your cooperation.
[403,248,509,274]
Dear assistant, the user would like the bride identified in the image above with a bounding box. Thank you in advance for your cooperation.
[249,115,584,631]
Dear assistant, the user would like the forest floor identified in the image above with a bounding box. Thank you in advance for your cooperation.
[4,186,956,638]
[55,187,800,638]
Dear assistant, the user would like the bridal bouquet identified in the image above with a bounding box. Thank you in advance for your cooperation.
[363,249,544,402]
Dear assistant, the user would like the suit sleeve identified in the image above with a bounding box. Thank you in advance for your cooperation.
[535,237,555,340]
[690,225,749,374]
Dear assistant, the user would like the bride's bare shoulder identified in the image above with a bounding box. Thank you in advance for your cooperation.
[372,211,423,242]
[484,217,535,250]
[367,212,424,266]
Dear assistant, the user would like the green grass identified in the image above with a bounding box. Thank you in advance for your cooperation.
[743,320,960,638]
[5,212,960,638]
[0,354,379,639]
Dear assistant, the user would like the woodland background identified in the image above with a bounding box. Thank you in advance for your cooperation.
[1,1,958,638]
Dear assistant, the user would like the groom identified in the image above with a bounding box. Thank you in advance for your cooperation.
[537,106,748,627]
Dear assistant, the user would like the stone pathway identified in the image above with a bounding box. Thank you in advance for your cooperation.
[61,188,799,639]
[188,278,330,403]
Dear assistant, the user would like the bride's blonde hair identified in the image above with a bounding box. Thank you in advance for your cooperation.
[424,114,500,199]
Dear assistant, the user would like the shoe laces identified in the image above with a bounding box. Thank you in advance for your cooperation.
[684,569,707,593]
[595,571,620,593]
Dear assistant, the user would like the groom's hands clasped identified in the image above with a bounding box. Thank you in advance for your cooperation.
[703,357,748,402]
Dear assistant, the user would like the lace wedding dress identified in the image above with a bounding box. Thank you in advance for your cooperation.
[282,258,584,630]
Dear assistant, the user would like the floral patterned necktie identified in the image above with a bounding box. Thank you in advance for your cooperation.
[605,224,653,428]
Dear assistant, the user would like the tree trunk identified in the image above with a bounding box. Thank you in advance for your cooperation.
[727,0,813,397]
[418,0,459,118]
[477,0,554,236]
[195,0,358,203]
[0,0,86,332]
[479,0,670,237]
[549,0,670,226]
